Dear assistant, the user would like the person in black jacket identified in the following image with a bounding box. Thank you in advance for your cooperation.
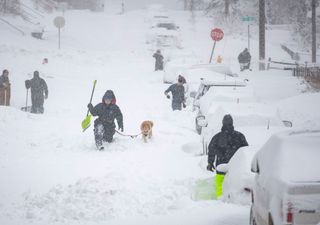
[207,114,248,198]
[238,48,251,71]
[25,71,48,114]
[87,90,123,150]
[153,49,164,71]
[164,76,186,111]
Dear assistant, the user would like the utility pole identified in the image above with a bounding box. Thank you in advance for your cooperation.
[259,0,266,70]
[3,0,7,13]
[225,0,230,16]
[312,0,316,63]
[184,0,188,10]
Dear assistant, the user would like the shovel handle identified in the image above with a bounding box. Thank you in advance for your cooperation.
[86,80,97,116]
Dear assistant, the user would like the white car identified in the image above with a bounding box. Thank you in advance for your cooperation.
[146,27,182,49]
[197,102,292,151]
[250,130,320,225]
[163,63,242,85]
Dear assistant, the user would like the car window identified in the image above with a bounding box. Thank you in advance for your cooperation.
[202,85,211,97]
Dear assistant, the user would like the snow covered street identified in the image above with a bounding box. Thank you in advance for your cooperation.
[1,2,320,225]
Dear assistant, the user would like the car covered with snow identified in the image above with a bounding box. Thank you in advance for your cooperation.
[146,16,181,49]
[250,130,320,225]
[164,63,238,84]
[146,27,182,49]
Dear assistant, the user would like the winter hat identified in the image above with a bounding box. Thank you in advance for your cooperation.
[33,71,40,78]
[2,69,8,76]
[103,90,115,100]
[222,114,233,126]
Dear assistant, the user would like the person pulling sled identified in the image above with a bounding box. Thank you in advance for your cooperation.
[87,90,123,150]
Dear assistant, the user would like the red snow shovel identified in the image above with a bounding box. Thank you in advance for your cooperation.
[81,80,97,132]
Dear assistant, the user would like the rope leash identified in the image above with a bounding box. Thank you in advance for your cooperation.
[115,130,142,139]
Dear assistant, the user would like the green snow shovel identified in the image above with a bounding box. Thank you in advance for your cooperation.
[81,80,97,132]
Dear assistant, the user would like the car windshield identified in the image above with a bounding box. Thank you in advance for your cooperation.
[157,23,177,30]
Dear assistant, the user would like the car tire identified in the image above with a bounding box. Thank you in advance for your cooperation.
[250,206,257,225]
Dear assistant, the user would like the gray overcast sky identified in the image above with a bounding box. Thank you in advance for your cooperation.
[105,0,183,11]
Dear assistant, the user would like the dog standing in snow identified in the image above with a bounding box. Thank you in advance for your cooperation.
[140,120,153,143]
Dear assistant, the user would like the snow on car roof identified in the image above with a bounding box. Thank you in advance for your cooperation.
[184,67,243,84]
[257,130,320,183]
[203,86,255,103]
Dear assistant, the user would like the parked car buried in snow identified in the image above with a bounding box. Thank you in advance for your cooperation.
[250,130,320,225]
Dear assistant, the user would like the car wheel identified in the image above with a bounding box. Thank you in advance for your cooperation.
[250,206,257,225]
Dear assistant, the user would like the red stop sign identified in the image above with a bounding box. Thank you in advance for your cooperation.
[211,28,224,41]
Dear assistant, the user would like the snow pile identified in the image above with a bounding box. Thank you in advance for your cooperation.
[21,176,192,222]
[222,147,256,205]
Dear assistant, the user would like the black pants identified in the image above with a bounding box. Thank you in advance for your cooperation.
[31,93,44,114]
[155,61,163,71]
[171,101,182,111]
[94,122,115,147]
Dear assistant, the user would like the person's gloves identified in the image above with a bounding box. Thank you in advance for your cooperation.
[45,95,48,100]
[207,163,214,172]
[118,126,124,132]
[87,103,93,110]
[183,103,186,108]
[166,95,170,99]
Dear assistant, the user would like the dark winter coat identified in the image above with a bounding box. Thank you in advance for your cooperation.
[153,52,164,71]
[208,124,248,170]
[89,103,123,130]
[0,74,11,106]
[25,76,48,112]
[238,50,251,64]
[165,83,185,110]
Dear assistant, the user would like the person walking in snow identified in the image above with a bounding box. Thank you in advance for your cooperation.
[153,49,164,71]
[238,48,251,71]
[164,76,186,111]
[87,90,123,150]
[207,114,248,199]
[0,69,11,106]
[25,71,48,114]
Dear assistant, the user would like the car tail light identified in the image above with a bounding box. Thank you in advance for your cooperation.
[282,200,293,225]
[286,211,293,224]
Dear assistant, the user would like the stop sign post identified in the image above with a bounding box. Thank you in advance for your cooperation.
[54,16,65,49]
[209,28,224,63]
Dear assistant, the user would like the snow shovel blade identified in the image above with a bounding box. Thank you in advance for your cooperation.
[81,114,92,132]
[21,106,31,112]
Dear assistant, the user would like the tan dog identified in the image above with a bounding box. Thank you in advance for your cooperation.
[140,120,154,143]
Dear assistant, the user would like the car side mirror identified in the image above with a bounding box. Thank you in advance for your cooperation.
[282,120,293,127]
[196,115,208,127]
[251,158,259,174]
[190,91,197,98]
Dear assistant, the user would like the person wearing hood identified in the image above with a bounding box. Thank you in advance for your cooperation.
[238,48,251,71]
[0,69,11,106]
[87,90,123,150]
[153,49,164,71]
[164,76,186,111]
[25,71,48,113]
[207,114,248,199]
